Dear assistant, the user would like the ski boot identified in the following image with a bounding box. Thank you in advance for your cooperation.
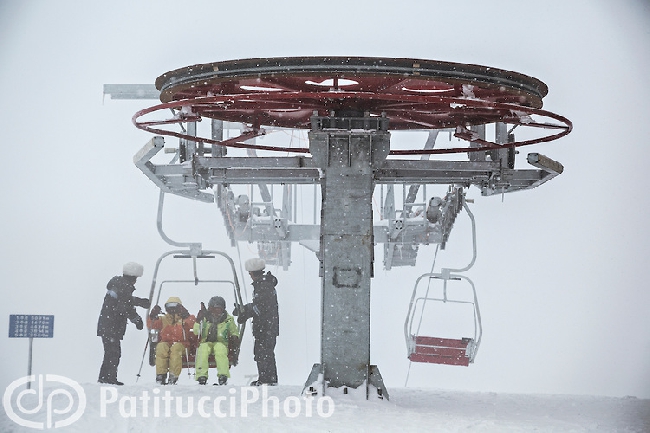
[156,374,167,385]
[250,380,277,386]
[198,376,208,385]
[216,375,227,386]
[98,378,124,386]
[167,373,178,385]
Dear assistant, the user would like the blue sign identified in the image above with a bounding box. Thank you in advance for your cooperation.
[9,315,54,338]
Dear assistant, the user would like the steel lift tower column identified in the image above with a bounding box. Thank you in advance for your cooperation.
[309,114,390,389]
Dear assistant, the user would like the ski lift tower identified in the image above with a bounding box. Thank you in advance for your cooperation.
[107,56,571,397]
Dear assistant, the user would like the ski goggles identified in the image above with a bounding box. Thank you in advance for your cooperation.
[165,302,180,309]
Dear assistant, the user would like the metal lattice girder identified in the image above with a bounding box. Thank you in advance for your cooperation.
[133,134,563,271]
[147,151,561,194]
[133,136,213,202]
[133,136,563,204]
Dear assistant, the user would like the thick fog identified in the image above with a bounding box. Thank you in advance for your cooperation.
[1,0,649,402]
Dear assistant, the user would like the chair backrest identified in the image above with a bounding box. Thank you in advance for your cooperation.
[409,336,473,366]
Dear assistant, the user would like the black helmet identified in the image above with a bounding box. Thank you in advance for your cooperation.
[208,296,226,309]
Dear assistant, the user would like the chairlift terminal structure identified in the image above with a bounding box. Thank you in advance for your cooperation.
[106,56,572,399]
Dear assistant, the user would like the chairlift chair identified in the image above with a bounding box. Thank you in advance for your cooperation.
[145,250,246,371]
[404,270,482,366]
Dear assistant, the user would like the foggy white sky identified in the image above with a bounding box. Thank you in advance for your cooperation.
[1,0,649,400]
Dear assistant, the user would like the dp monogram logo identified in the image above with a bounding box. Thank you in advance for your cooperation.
[3,375,86,429]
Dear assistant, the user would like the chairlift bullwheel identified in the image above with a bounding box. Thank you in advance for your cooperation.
[134,56,571,156]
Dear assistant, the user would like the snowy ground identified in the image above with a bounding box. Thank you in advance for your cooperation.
[2,381,648,432]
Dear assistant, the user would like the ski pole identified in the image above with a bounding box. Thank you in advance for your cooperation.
[136,337,150,383]
[181,319,192,379]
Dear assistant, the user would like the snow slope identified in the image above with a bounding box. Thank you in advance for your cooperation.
[2,382,648,432]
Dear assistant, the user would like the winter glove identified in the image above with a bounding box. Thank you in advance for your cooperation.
[228,335,240,367]
[232,303,241,316]
[178,305,190,319]
[133,297,151,309]
[149,305,162,320]
[236,304,253,324]
[196,302,208,321]
[133,315,144,330]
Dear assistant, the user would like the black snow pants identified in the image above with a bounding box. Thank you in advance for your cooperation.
[253,334,278,384]
[99,336,122,383]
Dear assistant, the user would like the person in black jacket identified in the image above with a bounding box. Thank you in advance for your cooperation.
[97,262,150,385]
[234,258,279,386]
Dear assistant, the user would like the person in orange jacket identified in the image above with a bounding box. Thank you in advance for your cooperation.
[147,297,196,385]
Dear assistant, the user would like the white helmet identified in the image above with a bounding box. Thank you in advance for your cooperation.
[245,258,265,272]
[123,262,144,277]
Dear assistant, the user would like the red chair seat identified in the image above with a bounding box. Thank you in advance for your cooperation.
[409,336,472,366]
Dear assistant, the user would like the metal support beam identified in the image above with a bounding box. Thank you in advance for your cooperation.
[308,121,390,390]
[103,84,159,100]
